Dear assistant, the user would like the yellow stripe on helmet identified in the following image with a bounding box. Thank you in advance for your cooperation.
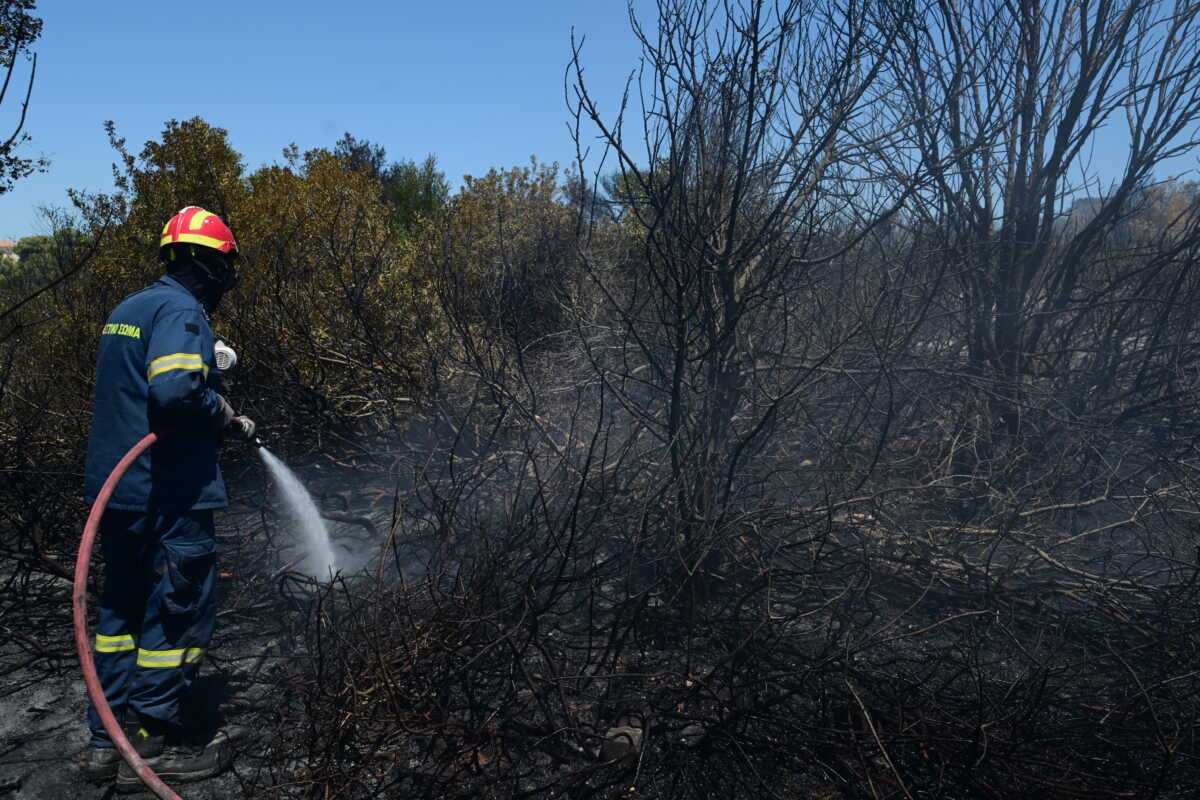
[187,210,215,230]
[162,231,233,252]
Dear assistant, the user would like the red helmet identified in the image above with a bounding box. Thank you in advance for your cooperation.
[159,206,238,257]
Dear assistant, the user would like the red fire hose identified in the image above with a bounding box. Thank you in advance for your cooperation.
[72,431,183,800]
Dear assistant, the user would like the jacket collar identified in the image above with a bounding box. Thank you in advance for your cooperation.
[158,274,211,320]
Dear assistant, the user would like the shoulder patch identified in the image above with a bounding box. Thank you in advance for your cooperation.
[101,322,142,339]
[185,323,200,334]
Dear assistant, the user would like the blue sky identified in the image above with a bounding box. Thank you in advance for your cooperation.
[0,0,656,239]
[1,1,1194,241]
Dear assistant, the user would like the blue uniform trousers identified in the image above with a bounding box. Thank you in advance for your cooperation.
[87,509,218,747]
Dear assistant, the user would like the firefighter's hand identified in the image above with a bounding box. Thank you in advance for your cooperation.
[228,415,257,442]
[215,395,255,441]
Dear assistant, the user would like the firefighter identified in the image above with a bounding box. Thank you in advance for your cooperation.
[75,207,254,789]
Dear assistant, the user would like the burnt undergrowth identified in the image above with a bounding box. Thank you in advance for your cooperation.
[4,367,1200,799]
[196,394,1200,800]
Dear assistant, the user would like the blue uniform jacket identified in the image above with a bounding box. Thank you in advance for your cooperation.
[84,275,229,511]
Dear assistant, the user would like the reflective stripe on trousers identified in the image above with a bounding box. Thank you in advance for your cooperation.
[93,635,207,665]
[135,647,206,668]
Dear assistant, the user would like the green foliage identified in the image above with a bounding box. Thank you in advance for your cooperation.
[38,119,449,438]
[417,159,579,357]
[383,155,449,235]
[230,145,440,427]
[0,229,83,292]
[334,132,449,235]
[0,0,39,63]
[0,0,44,194]
[13,121,561,446]
[602,158,671,222]
[13,233,50,262]
[332,132,387,177]
[68,117,249,310]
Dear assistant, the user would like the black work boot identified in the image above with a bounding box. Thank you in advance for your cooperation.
[114,726,242,793]
[74,746,121,783]
[74,716,166,783]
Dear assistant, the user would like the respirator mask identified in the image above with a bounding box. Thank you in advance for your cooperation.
[214,340,237,372]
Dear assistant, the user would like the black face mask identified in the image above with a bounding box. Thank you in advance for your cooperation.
[196,248,240,294]
[167,247,239,314]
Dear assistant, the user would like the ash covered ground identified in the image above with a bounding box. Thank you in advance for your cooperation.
[0,452,409,799]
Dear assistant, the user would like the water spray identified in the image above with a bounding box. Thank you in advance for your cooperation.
[216,339,333,577]
[257,445,338,579]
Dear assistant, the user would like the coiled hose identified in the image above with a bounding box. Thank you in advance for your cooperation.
[72,431,183,800]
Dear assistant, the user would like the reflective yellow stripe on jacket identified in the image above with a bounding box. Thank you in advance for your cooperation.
[136,647,206,668]
[147,353,209,382]
[95,633,136,653]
